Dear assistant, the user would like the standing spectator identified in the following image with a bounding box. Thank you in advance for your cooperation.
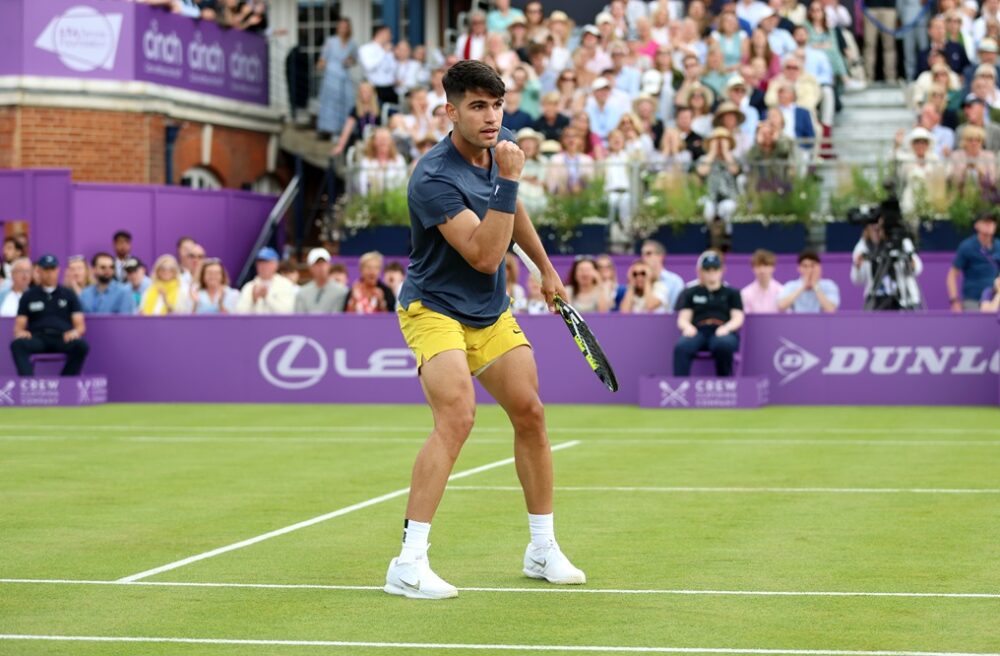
[427,69,448,117]
[899,0,929,81]
[332,82,382,157]
[673,251,745,377]
[640,239,686,312]
[778,250,840,312]
[140,255,189,316]
[236,247,297,315]
[123,258,150,310]
[345,251,396,314]
[488,0,525,34]
[3,236,26,279]
[394,41,423,99]
[294,248,348,314]
[947,213,1000,311]
[112,230,133,282]
[980,275,1000,311]
[864,0,898,83]
[357,128,408,195]
[317,18,358,137]
[949,125,997,187]
[10,254,88,377]
[0,258,32,317]
[192,259,239,314]
[80,253,136,314]
[360,25,398,106]
[456,11,488,61]
[565,257,611,312]
[741,249,785,313]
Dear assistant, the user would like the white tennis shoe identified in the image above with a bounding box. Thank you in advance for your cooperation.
[384,555,458,600]
[522,541,586,584]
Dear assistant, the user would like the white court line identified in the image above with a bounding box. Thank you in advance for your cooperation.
[0,634,997,655]
[4,578,1000,599]
[6,424,1000,435]
[447,486,1000,495]
[115,441,581,583]
[2,434,999,447]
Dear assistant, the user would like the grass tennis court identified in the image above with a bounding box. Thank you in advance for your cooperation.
[1,404,998,655]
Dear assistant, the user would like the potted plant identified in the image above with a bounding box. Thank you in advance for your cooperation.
[632,172,708,254]
[825,164,890,252]
[336,186,411,255]
[732,174,820,253]
[536,176,610,254]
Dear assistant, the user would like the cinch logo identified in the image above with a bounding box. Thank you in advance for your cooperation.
[259,336,328,390]
[188,32,224,74]
[659,380,690,407]
[773,338,820,385]
[142,20,183,66]
[229,43,263,83]
[35,5,124,72]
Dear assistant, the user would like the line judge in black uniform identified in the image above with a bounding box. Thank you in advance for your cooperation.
[11,254,89,377]
[673,251,744,377]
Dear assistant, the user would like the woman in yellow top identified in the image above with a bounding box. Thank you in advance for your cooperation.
[140,255,188,315]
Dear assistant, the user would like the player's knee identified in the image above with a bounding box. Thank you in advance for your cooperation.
[512,397,546,436]
[437,405,475,448]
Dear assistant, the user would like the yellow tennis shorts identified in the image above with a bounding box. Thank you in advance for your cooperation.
[398,300,531,374]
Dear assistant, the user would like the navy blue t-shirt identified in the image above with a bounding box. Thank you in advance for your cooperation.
[17,285,82,334]
[953,236,1000,301]
[399,128,515,327]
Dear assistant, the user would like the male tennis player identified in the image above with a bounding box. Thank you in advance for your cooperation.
[384,60,585,599]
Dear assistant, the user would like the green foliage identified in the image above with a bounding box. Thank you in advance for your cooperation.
[828,164,890,220]
[340,186,411,230]
[740,175,822,223]
[946,178,994,229]
[634,173,706,233]
[538,176,610,238]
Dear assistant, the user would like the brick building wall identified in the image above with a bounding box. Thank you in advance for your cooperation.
[0,106,275,189]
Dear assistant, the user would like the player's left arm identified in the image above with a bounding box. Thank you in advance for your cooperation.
[512,199,567,310]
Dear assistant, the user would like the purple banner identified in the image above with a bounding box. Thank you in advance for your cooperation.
[0,376,108,407]
[4,0,267,105]
[0,314,995,406]
[638,377,770,409]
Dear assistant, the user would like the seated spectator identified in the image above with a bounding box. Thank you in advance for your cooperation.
[949,125,997,187]
[765,55,821,121]
[3,236,26,280]
[677,83,716,137]
[947,213,1000,311]
[746,121,795,191]
[894,127,944,219]
[346,251,396,314]
[236,247,297,314]
[851,218,923,310]
[505,252,527,314]
[586,78,627,144]
[957,96,1000,151]
[594,254,626,311]
[80,253,136,314]
[330,263,350,287]
[673,251,744,377]
[570,110,607,160]
[294,248,348,314]
[10,254,88,377]
[764,83,817,150]
[546,128,595,194]
[641,239,686,311]
[500,89,533,132]
[0,258,32,317]
[697,128,742,241]
[63,255,91,298]
[333,81,382,158]
[662,107,704,167]
[278,260,300,286]
[605,129,634,237]
[357,128,408,195]
[714,102,751,160]
[112,230,133,282]
[980,275,1000,312]
[713,10,749,71]
[384,261,406,308]
[745,28,782,85]
[524,276,549,315]
[487,0,525,33]
[123,258,151,310]
[401,87,434,145]
[741,249,785,313]
[632,94,664,152]
[192,259,239,314]
[778,250,840,312]
[533,92,570,142]
[565,257,611,313]
[702,47,733,99]
[140,255,190,315]
[619,260,668,313]
[455,11,488,61]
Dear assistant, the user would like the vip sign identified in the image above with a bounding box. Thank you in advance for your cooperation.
[35,5,124,72]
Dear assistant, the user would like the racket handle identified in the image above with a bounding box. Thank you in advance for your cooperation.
[512,243,542,283]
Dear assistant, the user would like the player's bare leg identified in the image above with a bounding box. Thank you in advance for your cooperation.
[385,349,474,600]
[477,345,586,584]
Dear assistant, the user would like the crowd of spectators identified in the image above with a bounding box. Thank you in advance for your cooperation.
[126,0,268,32]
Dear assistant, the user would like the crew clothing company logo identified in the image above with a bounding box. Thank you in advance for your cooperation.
[35,5,124,73]
[658,381,690,407]
[259,336,328,390]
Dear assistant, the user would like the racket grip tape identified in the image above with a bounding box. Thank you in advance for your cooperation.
[512,243,543,283]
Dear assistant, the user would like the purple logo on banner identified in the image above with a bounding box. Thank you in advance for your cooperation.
[638,377,770,409]
[0,376,108,407]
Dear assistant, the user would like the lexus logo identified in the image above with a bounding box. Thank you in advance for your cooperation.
[259,336,328,390]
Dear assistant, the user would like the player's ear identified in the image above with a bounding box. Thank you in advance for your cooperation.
[446,101,459,123]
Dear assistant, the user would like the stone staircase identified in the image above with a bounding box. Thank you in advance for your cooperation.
[832,84,913,162]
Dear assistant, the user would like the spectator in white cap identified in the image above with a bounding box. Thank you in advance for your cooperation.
[236,247,298,315]
[585,78,627,142]
[725,76,761,142]
[295,248,349,314]
[580,25,612,75]
[894,127,943,219]
[965,39,1000,95]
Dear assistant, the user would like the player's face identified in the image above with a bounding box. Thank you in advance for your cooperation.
[450,91,505,149]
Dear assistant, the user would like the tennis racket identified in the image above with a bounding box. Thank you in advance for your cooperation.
[512,244,619,393]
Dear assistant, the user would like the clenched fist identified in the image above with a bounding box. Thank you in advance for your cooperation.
[495,140,525,181]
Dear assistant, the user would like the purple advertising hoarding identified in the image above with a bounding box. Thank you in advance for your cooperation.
[0,314,995,406]
[5,0,267,105]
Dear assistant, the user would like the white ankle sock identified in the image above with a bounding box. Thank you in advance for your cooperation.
[528,512,555,548]
[399,519,431,561]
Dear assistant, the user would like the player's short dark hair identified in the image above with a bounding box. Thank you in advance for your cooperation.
[113,230,132,242]
[91,252,114,267]
[798,250,821,264]
[443,60,506,104]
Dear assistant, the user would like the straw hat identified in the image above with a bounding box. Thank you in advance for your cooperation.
[676,83,715,108]
[712,101,746,127]
[705,126,735,149]
[515,127,544,144]
[539,139,562,154]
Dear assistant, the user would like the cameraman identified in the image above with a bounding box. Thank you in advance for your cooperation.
[851,219,923,310]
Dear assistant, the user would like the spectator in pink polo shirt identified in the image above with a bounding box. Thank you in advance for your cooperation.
[740,249,785,313]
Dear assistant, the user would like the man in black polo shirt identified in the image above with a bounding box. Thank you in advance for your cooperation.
[673,251,745,377]
[11,254,89,377]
